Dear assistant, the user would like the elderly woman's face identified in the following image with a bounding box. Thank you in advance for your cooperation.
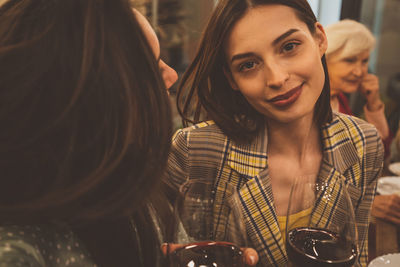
[327,50,370,95]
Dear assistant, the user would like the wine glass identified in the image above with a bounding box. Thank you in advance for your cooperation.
[168,180,247,267]
[285,175,359,267]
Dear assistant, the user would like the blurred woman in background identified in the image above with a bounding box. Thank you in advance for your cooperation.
[326,19,400,227]
[0,0,177,266]
[372,73,400,225]
[325,19,392,157]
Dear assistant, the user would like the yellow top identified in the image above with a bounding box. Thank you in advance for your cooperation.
[277,208,312,244]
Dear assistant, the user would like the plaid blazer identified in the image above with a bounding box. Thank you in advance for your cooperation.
[167,113,384,266]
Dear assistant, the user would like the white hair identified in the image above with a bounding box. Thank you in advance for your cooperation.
[325,19,376,60]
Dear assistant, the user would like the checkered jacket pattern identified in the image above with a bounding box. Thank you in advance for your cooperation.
[167,113,384,266]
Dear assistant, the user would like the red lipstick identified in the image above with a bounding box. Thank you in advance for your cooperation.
[268,84,303,107]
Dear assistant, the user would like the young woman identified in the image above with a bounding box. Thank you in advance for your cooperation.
[167,0,384,266]
[0,0,177,266]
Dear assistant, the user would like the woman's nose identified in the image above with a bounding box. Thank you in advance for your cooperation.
[264,61,289,89]
[352,64,363,78]
[161,61,178,90]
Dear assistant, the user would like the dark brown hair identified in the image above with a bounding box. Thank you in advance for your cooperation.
[0,0,172,265]
[177,0,332,142]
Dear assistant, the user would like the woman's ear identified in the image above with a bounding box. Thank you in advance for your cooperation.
[223,67,239,91]
[314,22,328,57]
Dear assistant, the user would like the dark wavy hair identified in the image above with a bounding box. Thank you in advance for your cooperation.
[0,0,172,265]
[177,0,332,142]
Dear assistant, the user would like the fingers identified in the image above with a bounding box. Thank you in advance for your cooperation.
[382,194,400,209]
[389,194,400,206]
[373,209,400,225]
[161,243,185,255]
[362,73,379,86]
[360,73,379,95]
[360,75,383,111]
[242,247,259,266]
[375,195,400,210]
[372,195,400,224]
[162,243,260,266]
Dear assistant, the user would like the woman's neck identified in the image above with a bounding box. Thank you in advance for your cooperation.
[331,94,339,112]
[266,115,321,163]
[266,115,323,216]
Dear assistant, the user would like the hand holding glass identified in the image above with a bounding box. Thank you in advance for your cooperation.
[169,180,248,267]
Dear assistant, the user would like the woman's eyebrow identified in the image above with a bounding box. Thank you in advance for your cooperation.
[230,29,300,63]
[231,52,257,64]
[272,28,299,46]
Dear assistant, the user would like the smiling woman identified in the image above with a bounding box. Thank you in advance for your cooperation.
[325,19,391,147]
[224,4,327,125]
[167,0,384,266]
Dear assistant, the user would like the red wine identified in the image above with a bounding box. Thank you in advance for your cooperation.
[169,241,244,267]
[286,227,357,267]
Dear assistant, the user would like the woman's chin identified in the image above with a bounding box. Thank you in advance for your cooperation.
[267,108,315,125]
[342,83,360,93]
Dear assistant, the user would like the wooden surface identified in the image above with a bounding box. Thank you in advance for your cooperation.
[368,160,400,262]
[369,217,400,263]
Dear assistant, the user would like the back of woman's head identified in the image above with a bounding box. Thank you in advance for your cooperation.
[0,0,172,224]
[325,19,376,59]
[177,0,331,142]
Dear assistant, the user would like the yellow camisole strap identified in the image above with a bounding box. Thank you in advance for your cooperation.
[277,207,312,245]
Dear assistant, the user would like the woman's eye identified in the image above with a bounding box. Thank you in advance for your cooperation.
[239,61,256,72]
[344,57,357,63]
[282,42,299,53]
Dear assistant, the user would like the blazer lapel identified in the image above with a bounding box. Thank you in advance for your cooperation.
[311,114,361,233]
[320,114,360,177]
[238,169,288,266]
[226,126,288,266]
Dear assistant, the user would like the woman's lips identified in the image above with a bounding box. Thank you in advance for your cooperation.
[344,78,360,83]
[268,84,303,107]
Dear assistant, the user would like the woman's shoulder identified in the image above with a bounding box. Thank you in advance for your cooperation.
[172,120,227,143]
[329,112,381,138]
[174,120,222,134]
[325,113,384,177]
[0,224,96,267]
[327,112,384,158]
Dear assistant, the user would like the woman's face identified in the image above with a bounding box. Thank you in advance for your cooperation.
[134,10,178,90]
[225,5,327,124]
[327,50,370,95]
